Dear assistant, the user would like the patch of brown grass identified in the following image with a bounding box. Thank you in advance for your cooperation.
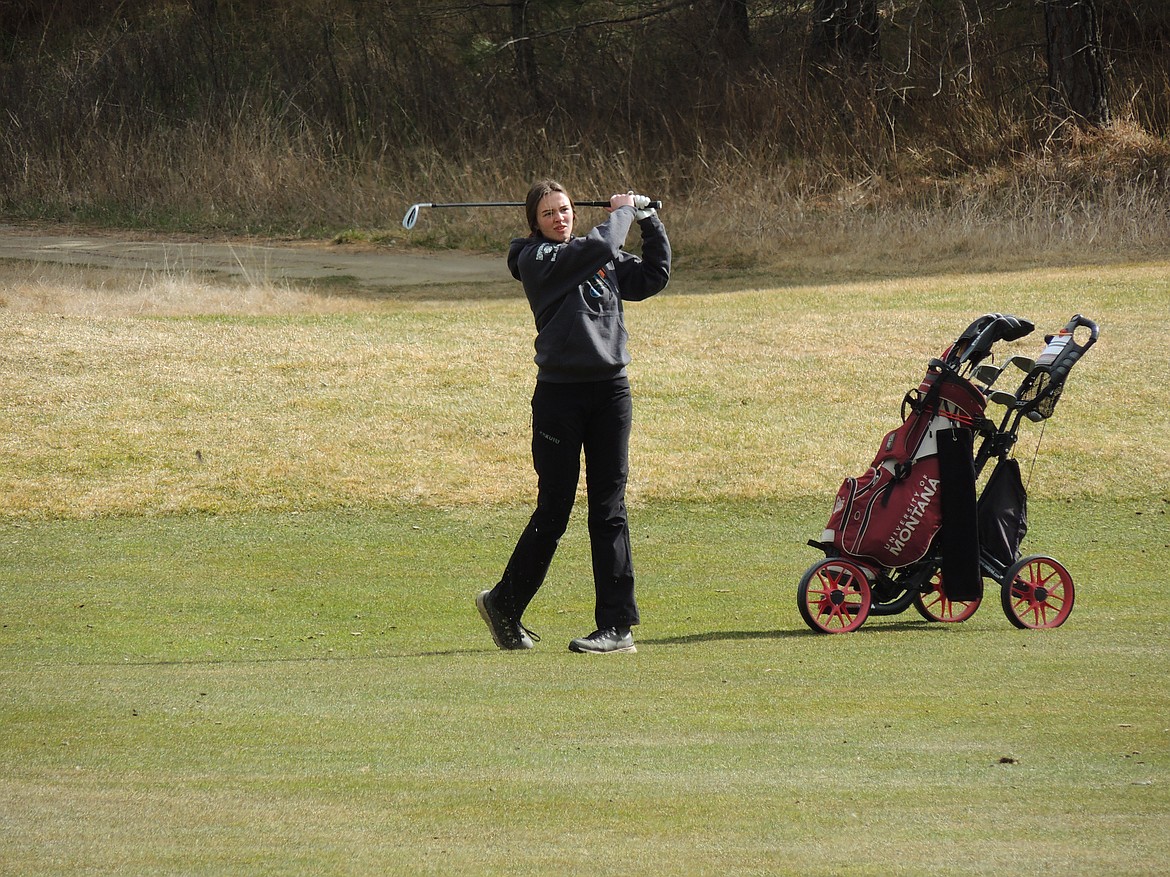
[2,255,1167,521]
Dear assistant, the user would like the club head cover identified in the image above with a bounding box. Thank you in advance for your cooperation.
[947,314,1000,366]
[996,315,1035,342]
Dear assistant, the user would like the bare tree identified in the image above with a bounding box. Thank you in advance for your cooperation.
[1043,0,1110,127]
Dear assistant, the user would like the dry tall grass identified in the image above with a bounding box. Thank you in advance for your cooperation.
[3,1,1168,264]
[6,112,1169,270]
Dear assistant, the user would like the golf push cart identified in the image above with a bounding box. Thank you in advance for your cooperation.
[798,312,1099,634]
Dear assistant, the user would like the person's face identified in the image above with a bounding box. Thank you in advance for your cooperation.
[536,191,573,242]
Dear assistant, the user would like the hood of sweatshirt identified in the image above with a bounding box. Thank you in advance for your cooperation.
[507,235,549,281]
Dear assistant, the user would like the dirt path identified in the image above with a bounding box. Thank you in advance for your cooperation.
[0,224,506,289]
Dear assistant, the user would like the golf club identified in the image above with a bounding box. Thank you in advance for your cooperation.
[972,363,1002,387]
[402,198,663,230]
[974,354,1037,390]
[988,389,1019,407]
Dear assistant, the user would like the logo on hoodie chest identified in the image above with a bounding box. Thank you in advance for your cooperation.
[582,267,609,299]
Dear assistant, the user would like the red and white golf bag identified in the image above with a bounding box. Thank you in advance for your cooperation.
[822,361,987,597]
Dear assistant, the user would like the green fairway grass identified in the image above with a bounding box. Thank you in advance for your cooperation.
[2,259,1168,875]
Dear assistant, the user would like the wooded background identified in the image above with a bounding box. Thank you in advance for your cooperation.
[2,1,1167,236]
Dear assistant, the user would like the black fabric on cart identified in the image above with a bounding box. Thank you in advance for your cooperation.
[937,427,983,602]
[978,457,1029,569]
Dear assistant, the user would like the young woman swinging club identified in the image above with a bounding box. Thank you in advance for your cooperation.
[477,180,672,654]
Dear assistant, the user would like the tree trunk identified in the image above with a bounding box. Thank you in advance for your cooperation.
[713,0,751,56]
[511,0,539,96]
[809,0,880,67]
[1044,0,1110,127]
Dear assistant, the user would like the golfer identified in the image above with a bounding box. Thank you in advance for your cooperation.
[477,180,671,654]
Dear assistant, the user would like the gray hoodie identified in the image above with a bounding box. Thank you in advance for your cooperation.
[506,206,671,383]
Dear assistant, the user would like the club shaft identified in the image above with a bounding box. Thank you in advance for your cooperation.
[423,200,660,209]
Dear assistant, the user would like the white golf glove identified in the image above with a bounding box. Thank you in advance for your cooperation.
[631,194,656,221]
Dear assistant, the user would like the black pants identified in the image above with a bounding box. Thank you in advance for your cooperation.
[491,377,639,630]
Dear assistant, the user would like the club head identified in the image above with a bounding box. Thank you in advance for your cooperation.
[973,364,1001,386]
[402,203,427,230]
[976,354,1036,389]
[988,389,1018,407]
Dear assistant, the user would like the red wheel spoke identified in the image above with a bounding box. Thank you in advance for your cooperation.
[1001,555,1074,629]
[913,568,980,623]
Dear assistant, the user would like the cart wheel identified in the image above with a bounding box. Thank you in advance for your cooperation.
[912,567,981,623]
[1001,554,1074,629]
[797,558,872,634]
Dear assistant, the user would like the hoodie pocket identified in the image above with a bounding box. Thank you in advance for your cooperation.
[536,302,626,375]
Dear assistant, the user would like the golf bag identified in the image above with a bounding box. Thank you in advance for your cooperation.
[823,359,988,598]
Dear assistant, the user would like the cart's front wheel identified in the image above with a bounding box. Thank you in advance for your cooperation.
[797,559,872,634]
[912,568,981,623]
[1001,554,1074,629]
